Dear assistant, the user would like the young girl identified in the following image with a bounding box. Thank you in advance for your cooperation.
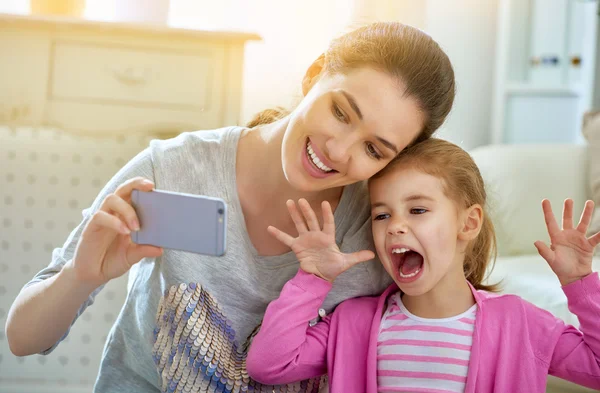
[246,138,600,393]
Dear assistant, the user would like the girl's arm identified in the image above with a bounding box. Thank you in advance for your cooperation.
[246,199,375,385]
[246,269,332,384]
[533,199,600,387]
[547,272,600,388]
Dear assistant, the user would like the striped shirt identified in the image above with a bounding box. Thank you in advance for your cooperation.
[377,292,477,393]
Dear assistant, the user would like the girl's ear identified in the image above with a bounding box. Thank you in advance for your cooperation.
[459,204,483,241]
[302,54,326,96]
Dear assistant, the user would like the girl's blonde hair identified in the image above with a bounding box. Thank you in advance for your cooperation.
[371,138,499,292]
[248,22,455,143]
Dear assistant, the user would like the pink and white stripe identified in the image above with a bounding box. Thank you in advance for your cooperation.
[377,293,477,393]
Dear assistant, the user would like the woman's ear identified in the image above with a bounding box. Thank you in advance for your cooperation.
[458,204,483,241]
[302,54,326,96]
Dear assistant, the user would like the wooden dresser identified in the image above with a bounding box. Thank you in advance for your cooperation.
[0,13,260,137]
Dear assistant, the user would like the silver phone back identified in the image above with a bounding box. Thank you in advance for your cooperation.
[131,189,227,256]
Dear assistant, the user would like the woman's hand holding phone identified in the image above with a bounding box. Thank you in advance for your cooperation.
[68,177,164,288]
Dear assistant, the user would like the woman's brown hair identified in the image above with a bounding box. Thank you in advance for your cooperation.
[248,22,455,144]
[371,138,499,291]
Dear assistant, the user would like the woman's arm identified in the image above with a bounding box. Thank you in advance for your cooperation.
[246,270,332,384]
[6,265,100,356]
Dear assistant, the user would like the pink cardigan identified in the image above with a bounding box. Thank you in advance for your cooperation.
[246,270,600,393]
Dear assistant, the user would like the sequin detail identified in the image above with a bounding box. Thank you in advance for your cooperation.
[153,282,326,393]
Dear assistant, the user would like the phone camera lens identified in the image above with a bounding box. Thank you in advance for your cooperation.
[218,208,224,215]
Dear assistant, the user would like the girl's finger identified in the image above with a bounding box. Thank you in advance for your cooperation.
[534,240,555,267]
[562,198,574,230]
[344,250,376,268]
[100,194,140,231]
[321,201,336,236]
[286,200,308,234]
[588,231,600,249]
[267,225,295,247]
[541,200,560,238]
[576,200,595,234]
[298,199,321,232]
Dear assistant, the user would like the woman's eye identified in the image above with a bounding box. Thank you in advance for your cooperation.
[366,143,382,160]
[411,208,427,215]
[373,213,390,221]
[332,104,347,123]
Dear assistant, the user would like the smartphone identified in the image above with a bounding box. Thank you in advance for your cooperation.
[130,189,227,256]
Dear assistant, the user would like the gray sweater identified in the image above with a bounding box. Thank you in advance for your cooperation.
[26,127,392,393]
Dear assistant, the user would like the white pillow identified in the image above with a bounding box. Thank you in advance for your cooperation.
[583,111,600,253]
[470,144,589,257]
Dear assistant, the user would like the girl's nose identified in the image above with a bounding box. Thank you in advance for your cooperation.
[387,219,408,235]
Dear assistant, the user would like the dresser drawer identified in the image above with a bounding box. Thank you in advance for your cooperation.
[45,40,227,134]
[49,41,223,111]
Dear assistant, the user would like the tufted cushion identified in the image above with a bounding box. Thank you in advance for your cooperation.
[470,144,590,257]
[583,111,600,249]
[0,126,154,392]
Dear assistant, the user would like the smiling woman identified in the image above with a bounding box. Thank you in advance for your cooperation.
[6,21,455,393]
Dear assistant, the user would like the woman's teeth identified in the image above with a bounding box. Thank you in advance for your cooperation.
[307,142,333,172]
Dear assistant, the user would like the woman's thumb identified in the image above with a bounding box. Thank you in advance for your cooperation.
[128,244,163,266]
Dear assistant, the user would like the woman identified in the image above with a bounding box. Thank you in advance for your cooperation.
[6,22,455,393]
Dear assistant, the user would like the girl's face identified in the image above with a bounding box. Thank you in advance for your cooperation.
[281,67,424,192]
[370,167,471,297]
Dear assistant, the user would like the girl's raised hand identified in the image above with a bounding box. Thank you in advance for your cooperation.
[268,199,375,282]
[535,199,600,286]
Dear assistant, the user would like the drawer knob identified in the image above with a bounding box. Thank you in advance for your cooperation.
[110,66,151,86]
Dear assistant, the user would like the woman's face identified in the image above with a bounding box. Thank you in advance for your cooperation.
[281,67,425,192]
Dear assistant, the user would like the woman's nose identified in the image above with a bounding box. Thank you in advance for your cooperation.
[325,135,356,164]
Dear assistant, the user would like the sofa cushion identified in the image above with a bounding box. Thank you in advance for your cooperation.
[470,144,589,257]
[583,111,600,248]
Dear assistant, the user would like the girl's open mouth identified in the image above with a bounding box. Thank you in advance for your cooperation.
[391,247,424,283]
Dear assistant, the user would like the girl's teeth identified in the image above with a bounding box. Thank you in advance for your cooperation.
[399,268,421,278]
[392,247,410,254]
[307,142,333,172]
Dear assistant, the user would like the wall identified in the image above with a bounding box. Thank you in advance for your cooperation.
[167,0,354,126]
[230,0,500,149]
[424,0,499,149]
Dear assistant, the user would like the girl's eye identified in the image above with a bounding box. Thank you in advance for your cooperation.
[366,143,383,160]
[411,208,428,215]
[332,103,348,123]
[373,213,390,221]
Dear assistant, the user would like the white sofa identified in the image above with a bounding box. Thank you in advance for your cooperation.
[471,143,599,393]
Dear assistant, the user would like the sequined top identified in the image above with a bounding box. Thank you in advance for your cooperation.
[26,127,392,393]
